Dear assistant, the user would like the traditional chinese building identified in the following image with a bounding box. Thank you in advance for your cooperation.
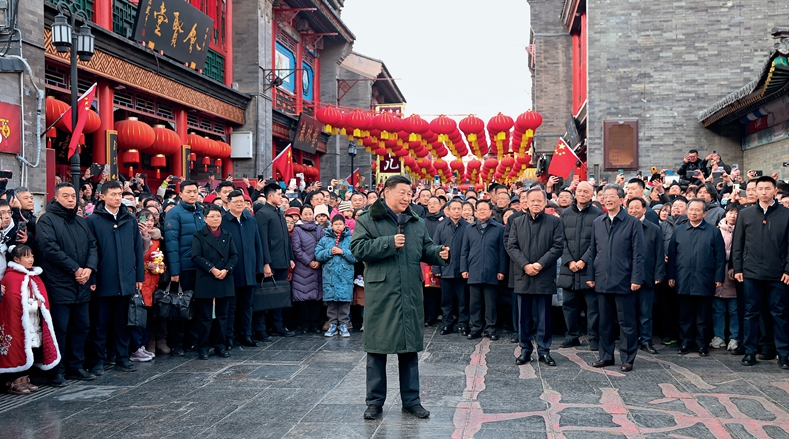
[42,0,249,195]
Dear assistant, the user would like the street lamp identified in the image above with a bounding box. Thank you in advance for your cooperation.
[51,2,94,190]
[347,142,357,189]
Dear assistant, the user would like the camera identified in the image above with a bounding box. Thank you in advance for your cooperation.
[783,163,789,168]
[328,185,334,192]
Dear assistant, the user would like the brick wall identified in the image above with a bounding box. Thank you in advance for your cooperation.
[586,0,787,174]
[318,40,352,183]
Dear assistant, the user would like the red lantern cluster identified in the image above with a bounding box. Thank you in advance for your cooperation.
[315,105,344,135]
[459,115,489,159]
[487,113,514,159]
[116,117,155,152]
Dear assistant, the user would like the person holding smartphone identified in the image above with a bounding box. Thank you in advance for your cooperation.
[677,149,709,186]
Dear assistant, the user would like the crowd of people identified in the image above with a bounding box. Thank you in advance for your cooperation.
[1,147,788,399]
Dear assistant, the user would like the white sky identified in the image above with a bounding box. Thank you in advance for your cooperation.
[341,0,532,125]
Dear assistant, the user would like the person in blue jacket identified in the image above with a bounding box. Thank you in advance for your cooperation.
[316,215,357,338]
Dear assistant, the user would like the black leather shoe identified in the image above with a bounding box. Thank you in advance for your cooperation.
[539,354,556,366]
[439,326,454,335]
[467,330,482,340]
[272,328,295,337]
[48,374,67,387]
[699,348,710,357]
[515,350,532,365]
[779,356,789,370]
[363,404,383,420]
[115,361,137,372]
[641,343,658,354]
[678,344,691,355]
[240,337,260,347]
[459,326,469,336]
[402,404,430,419]
[759,350,777,361]
[254,333,272,343]
[225,338,235,350]
[66,369,96,381]
[486,332,499,341]
[560,337,581,348]
[741,354,757,366]
[620,362,633,372]
[89,365,105,376]
[198,348,210,360]
[171,346,185,357]
[731,346,746,355]
[592,359,615,368]
[215,347,230,358]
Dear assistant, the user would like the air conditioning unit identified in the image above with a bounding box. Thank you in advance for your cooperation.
[230,131,254,159]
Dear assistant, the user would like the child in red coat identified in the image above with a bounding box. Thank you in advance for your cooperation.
[0,245,60,394]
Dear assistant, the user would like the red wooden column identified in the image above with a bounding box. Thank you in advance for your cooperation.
[174,107,188,179]
[295,40,303,114]
[93,0,112,30]
[92,81,113,164]
[224,0,234,86]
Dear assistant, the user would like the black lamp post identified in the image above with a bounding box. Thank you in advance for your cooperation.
[347,142,357,189]
[51,2,95,190]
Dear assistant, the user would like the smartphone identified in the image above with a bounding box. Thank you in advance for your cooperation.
[650,166,658,175]
[139,173,147,179]
[243,173,248,178]
[434,175,441,186]
[618,169,624,174]
[545,207,556,216]
[754,170,763,177]
[713,172,723,179]
[739,189,747,198]
[16,220,26,236]
[0,170,12,179]
[227,173,232,179]
[732,164,739,170]
[257,174,265,180]
[89,163,102,177]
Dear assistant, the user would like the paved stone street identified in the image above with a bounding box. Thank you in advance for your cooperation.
[3,326,789,438]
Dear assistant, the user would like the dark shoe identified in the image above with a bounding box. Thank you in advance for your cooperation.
[699,348,710,357]
[402,404,430,419]
[589,340,599,351]
[515,349,532,365]
[620,362,633,372]
[458,326,469,336]
[215,347,230,358]
[254,333,272,343]
[89,365,105,377]
[539,354,556,366]
[272,328,295,337]
[65,369,96,381]
[731,346,746,355]
[741,354,757,366]
[115,361,136,372]
[592,359,615,368]
[467,330,482,340]
[560,337,581,348]
[439,326,454,335]
[48,374,67,387]
[171,346,185,357]
[198,348,210,360]
[641,343,658,354]
[509,332,519,343]
[240,337,260,347]
[678,344,691,355]
[226,338,237,350]
[485,332,499,341]
[779,356,789,370]
[363,404,383,420]
[759,351,777,361]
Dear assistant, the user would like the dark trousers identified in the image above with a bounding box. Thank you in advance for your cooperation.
[637,287,655,345]
[89,295,132,365]
[50,302,90,375]
[195,296,231,350]
[678,295,712,349]
[598,292,638,364]
[743,279,789,356]
[365,352,420,408]
[516,294,552,356]
[146,308,167,342]
[169,270,197,348]
[656,281,679,340]
[253,269,289,335]
[440,278,469,328]
[469,284,498,333]
[562,288,599,341]
[228,285,254,341]
[295,300,323,331]
[423,286,441,323]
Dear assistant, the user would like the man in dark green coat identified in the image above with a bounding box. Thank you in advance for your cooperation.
[351,176,448,421]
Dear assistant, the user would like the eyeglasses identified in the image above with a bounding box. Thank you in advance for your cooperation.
[0,211,11,217]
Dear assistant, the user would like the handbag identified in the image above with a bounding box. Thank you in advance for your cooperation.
[253,278,292,311]
[128,290,148,327]
[153,282,194,320]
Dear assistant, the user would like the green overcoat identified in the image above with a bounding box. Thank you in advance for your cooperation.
[351,199,447,354]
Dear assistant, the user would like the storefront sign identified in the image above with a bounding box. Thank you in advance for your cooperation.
[293,114,323,154]
[182,144,191,180]
[0,102,21,154]
[134,0,213,70]
[379,154,402,174]
[105,130,119,180]
[273,122,291,140]
[743,120,789,150]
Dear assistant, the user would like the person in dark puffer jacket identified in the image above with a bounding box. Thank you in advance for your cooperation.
[291,205,324,334]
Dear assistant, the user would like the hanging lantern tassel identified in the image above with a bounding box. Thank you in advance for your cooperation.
[215,158,222,174]
[150,154,167,179]
[202,156,211,172]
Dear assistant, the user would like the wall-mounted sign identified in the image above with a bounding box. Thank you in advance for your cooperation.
[273,122,291,140]
[302,62,314,102]
[105,130,118,180]
[293,114,323,154]
[379,154,402,174]
[134,0,214,71]
[275,42,296,93]
[603,119,639,171]
[0,102,21,154]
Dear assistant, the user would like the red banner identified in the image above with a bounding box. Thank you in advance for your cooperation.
[0,102,21,154]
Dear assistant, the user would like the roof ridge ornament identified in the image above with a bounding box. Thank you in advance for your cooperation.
[772,26,789,56]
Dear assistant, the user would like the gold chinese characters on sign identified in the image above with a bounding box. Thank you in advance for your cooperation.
[134,0,213,71]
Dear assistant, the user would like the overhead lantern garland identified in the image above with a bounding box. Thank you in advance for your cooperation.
[316,105,344,135]
[487,113,514,159]
[459,115,488,158]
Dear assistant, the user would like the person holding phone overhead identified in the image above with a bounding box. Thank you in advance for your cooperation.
[678,149,709,186]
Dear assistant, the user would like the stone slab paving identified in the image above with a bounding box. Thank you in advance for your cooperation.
[3,327,789,438]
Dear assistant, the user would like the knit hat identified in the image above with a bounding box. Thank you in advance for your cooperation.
[284,207,301,218]
[338,200,353,212]
[314,204,330,218]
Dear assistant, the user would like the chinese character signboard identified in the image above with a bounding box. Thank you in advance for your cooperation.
[293,114,323,154]
[105,130,119,180]
[134,0,214,71]
[603,119,639,171]
[0,102,21,155]
[379,154,402,174]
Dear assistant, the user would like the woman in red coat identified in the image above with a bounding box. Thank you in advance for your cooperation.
[0,245,60,394]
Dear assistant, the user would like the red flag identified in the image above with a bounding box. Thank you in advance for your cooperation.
[346,168,361,187]
[547,138,579,179]
[272,144,294,181]
[62,83,97,159]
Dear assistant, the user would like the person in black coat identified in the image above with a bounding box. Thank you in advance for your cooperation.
[422,196,444,325]
[255,183,295,338]
[460,200,506,340]
[667,198,726,357]
[587,184,644,372]
[506,188,564,367]
[432,200,470,335]
[223,190,265,348]
[558,182,603,350]
[85,181,144,373]
[624,178,660,226]
[731,176,789,367]
[192,205,239,360]
[626,197,666,354]
[37,183,99,386]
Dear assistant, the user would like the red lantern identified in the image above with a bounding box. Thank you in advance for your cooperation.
[515,110,543,133]
[187,133,207,155]
[189,152,196,170]
[116,117,155,151]
[45,97,69,127]
[450,159,465,177]
[375,112,403,139]
[403,114,430,141]
[121,149,140,177]
[315,105,344,134]
[150,125,181,155]
[487,113,514,158]
[204,138,219,157]
[215,158,223,173]
[343,109,372,139]
[458,115,485,135]
[82,110,101,134]
[429,115,457,142]
[217,142,232,159]
[202,156,211,172]
[150,154,167,179]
